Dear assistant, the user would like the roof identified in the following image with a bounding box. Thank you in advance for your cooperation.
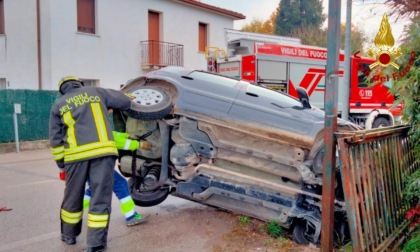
[174,0,246,20]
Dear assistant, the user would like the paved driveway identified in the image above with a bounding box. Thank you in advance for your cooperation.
[0,149,230,252]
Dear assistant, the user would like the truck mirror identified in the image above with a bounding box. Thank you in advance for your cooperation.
[296,87,311,109]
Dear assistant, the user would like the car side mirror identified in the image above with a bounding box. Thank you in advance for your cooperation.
[296,87,311,109]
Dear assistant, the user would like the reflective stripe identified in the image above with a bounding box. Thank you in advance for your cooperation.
[123,140,131,150]
[87,213,109,228]
[120,196,131,203]
[51,145,64,154]
[51,146,64,160]
[63,112,77,148]
[88,213,109,221]
[61,209,83,224]
[124,209,136,219]
[120,196,135,215]
[65,141,116,155]
[64,146,118,163]
[91,103,108,142]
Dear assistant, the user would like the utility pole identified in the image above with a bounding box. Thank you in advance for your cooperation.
[321,0,341,250]
[341,0,352,121]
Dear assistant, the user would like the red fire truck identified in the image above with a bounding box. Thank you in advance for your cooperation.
[209,41,402,129]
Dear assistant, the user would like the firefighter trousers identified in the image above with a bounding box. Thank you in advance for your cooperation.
[60,156,116,247]
[85,170,137,220]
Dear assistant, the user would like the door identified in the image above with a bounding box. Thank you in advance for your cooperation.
[148,11,160,65]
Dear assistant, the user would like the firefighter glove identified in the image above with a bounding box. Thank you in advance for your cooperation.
[59,169,66,181]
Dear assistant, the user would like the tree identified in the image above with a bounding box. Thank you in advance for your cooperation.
[289,23,367,54]
[390,17,420,160]
[241,8,278,34]
[274,0,325,37]
[386,0,420,20]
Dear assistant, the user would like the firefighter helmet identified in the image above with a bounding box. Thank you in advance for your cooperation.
[58,76,84,94]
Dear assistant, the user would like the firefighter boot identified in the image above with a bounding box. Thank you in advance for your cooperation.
[61,234,76,245]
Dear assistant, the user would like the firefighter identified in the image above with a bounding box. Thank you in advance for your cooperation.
[49,76,132,252]
[83,131,151,226]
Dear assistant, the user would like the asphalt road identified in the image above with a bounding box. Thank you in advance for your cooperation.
[0,149,224,252]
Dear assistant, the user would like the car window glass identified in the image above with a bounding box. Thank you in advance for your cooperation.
[246,85,302,107]
[188,71,239,87]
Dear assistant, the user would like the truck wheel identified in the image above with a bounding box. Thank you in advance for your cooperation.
[372,117,391,128]
[125,86,173,120]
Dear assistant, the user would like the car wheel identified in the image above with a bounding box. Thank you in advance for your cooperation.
[128,177,170,207]
[126,86,173,120]
[372,117,390,128]
[292,220,317,245]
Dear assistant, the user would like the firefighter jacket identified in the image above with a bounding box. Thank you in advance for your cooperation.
[49,85,132,167]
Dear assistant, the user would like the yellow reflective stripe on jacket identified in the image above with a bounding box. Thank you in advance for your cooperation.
[65,146,118,162]
[61,209,83,224]
[51,146,64,160]
[64,141,116,155]
[91,103,108,142]
[87,213,109,228]
[63,112,77,148]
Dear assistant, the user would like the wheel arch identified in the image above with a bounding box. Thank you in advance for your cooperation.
[365,109,394,129]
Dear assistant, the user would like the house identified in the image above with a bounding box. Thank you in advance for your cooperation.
[0,0,245,90]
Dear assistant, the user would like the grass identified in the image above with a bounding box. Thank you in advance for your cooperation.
[238,215,251,225]
[265,220,285,239]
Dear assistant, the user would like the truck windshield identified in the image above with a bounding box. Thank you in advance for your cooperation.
[357,63,373,88]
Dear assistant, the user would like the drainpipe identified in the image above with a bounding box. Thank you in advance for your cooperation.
[36,0,42,90]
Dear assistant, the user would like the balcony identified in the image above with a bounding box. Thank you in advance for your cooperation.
[140,40,184,69]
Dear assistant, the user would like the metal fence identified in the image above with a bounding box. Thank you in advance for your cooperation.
[337,125,419,251]
[0,90,59,142]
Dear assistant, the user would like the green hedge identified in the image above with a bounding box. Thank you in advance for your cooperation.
[0,90,59,143]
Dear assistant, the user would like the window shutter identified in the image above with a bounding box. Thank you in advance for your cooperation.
[77,0,95,34]
[0,0,4,34]
[199,23,207,52]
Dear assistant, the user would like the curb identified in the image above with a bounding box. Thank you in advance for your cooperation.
[0,140,50,154]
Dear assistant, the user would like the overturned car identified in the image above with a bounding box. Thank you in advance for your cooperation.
[113,66,360,245]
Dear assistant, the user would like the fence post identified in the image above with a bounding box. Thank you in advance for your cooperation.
[13,103,21,153]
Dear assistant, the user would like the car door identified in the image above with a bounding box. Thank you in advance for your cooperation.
[229,82,321,137]
[180,71,243,115]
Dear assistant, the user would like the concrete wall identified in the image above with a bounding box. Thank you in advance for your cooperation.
[0,0,39,89]
[0,0,237,91]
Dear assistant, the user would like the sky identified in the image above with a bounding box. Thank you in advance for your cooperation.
[200,0,411,45]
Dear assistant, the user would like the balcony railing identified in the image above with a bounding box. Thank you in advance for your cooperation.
[140,40,184,69]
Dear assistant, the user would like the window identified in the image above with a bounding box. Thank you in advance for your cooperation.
[0,78,6,89]
[0,0,4,34]
[77,0,95,34]
[198,23,207,52]
[81,79,97,87]
[357,63,372,88]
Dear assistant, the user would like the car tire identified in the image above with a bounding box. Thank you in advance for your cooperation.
[125,86,173,120]
[372,117,390,128]
[292,220,315,245]
[128,177,170,207]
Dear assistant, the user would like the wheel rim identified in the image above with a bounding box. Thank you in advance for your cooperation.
[131,88,164,106]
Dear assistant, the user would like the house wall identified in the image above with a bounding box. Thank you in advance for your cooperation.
[0,0,236,90]
[0,0,39,89]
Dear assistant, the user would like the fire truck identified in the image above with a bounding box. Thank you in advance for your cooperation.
[207,40,402,129]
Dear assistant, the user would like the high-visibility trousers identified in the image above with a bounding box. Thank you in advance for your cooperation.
[84,170,137,221]
[60,156,116,247]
